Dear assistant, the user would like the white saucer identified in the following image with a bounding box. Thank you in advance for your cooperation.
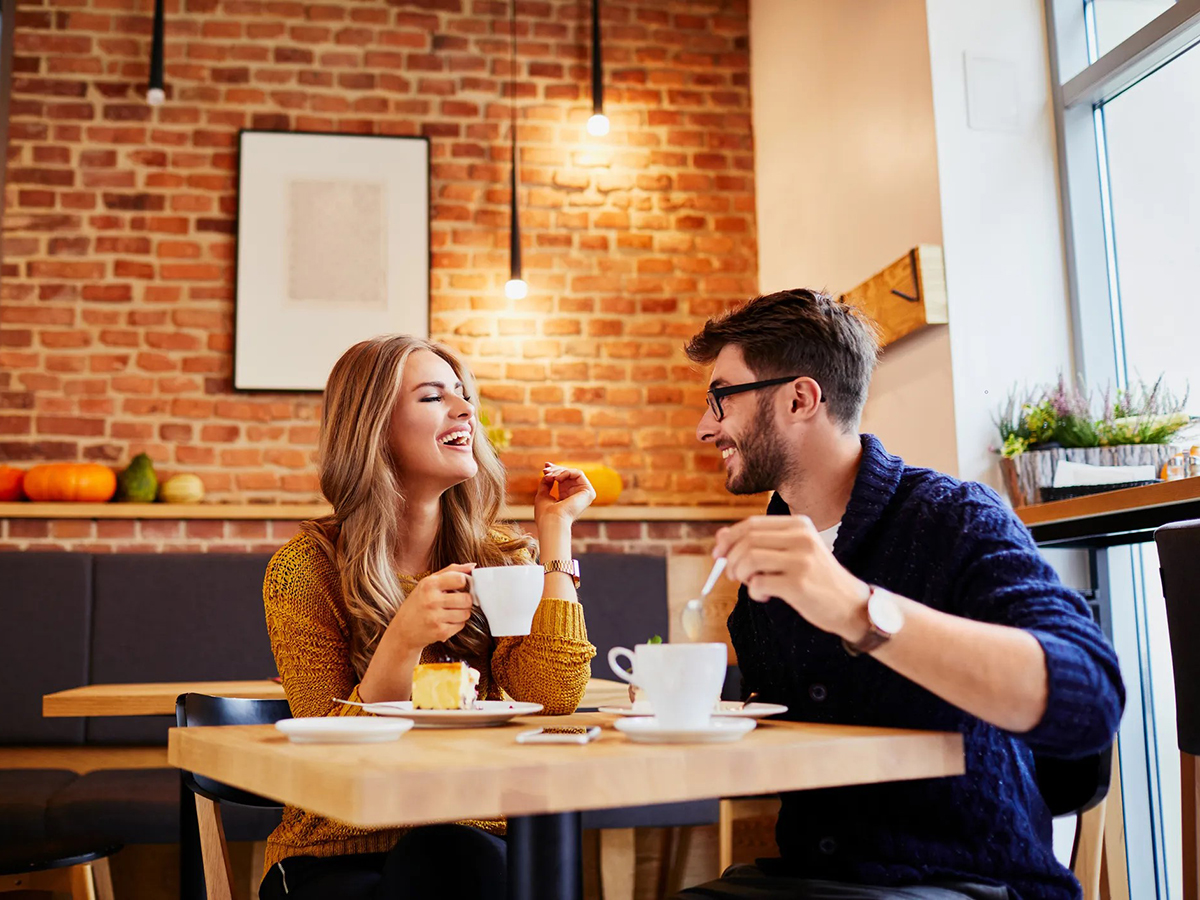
[613,716,757,744]
[360,699,543,728]
[599,701,788,720]
[275,717,414,744]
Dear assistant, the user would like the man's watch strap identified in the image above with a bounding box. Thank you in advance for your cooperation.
[543,559,581,588]
[842,584,901,657]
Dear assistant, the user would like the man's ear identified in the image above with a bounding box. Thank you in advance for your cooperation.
[787,378,823,419]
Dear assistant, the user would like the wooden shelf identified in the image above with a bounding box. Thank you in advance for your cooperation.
[1016,477,1200,528]
[0,502,763,522]
[1018,477,1200,547]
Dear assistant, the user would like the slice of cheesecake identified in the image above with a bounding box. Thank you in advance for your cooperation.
[411,661,481,710]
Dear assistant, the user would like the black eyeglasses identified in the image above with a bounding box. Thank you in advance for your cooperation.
[705,375,825,421]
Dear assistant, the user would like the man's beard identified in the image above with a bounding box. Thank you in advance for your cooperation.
[725,398,792,495]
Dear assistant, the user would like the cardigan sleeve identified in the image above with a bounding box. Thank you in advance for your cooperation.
[947,485,1125,756]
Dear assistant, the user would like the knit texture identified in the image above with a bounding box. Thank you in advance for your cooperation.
[730,435,1124,900]
[261,531,596,871]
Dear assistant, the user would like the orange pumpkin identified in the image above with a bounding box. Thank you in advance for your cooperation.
[0,466,24,502]
[553,462,623,506]
[23,463,117,502]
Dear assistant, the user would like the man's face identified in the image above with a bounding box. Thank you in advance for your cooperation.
[696,345,793,495]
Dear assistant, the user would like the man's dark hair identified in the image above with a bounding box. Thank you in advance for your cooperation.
[684,288,880,429]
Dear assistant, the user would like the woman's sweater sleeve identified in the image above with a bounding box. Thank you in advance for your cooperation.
[262,536,372,719]
[490,598,597,715]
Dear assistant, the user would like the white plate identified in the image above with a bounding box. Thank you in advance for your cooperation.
[598,701,788,719]
[614,716,757,744]
[275,717,414,744]
[360,699,544,728]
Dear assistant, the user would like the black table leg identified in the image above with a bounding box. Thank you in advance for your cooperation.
[180,771,205,900]
[507,811,582,900]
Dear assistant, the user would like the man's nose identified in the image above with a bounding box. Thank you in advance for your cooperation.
[696,407,718,443]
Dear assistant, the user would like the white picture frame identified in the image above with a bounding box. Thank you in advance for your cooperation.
[234,130,430,391]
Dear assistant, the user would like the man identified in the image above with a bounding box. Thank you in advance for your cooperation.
[677,289,1124,900]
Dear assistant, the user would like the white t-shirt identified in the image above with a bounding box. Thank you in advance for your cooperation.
[818,522,840,551]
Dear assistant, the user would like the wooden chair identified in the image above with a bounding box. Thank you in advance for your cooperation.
[0,839,119,900]
[1155,520,1200,900]
[176,694,291,900]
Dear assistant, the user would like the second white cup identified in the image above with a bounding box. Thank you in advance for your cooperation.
[608,642,726,730]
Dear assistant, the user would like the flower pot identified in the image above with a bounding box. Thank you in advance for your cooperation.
[997,444,1179,507]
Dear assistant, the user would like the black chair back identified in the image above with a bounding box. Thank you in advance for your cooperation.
[175,693,291,807]
[1033,748,1111,817]
[1156,519,1200,754]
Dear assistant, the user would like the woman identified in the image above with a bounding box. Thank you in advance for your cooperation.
[259,335,597,899]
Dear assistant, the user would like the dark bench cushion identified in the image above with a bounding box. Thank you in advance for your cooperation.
[87,554,277,744]
[577,553,668,681]
[0,553,92,745]
[0,769,79,841]
[47,768,282,844]
[581,799,719,830]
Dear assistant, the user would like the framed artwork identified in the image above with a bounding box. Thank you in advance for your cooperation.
[233,130,430,391]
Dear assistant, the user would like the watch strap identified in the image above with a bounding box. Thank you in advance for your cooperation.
[543,559,581,588]
[842,584,891,657]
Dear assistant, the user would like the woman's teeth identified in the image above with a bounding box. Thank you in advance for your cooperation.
[440,430,471,446]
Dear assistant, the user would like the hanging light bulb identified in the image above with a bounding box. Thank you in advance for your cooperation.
[504,0,527,302]
[146,0,166,106]
[588,0,607,137]
[505,278,528,300]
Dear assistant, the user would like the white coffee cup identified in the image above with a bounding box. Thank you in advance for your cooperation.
[608,642,726,730]
[470,565,544,636]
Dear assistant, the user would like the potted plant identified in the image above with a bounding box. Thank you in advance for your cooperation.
[994,375,1193,507]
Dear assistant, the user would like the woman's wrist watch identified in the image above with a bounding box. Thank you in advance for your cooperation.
[543,559,581,588]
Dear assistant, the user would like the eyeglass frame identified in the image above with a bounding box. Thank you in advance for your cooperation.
[705,375,826,421]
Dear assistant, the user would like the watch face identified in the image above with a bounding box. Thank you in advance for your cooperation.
[868,588,904,635]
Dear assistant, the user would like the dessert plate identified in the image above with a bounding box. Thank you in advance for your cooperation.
[598,701,787,719]
[360,699,544,728]
[275,717,414,744]
[613,716,756,744]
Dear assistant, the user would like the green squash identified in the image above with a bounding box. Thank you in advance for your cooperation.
[115,453,158,503]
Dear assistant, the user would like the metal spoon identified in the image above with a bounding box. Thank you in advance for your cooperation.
[681,557,726,640]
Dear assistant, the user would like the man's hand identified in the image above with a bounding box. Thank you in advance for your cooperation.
[713,515,870,641]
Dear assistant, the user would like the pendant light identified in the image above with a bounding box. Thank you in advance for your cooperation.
[504,0,527,301]
[586,0,609,136]
[146,0,165,105]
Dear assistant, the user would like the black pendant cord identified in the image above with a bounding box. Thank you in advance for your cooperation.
[508,0,521,281]
[147,0,165,103]
[591,0,603,116]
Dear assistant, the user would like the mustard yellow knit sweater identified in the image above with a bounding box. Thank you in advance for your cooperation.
[261,532,596,871]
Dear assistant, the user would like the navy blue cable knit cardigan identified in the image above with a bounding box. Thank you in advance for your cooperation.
[730,435,1125,900]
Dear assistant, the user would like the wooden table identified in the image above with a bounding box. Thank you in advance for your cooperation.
[42,678,630,718]
[169,713,963,900]
[1018,477,1200,548]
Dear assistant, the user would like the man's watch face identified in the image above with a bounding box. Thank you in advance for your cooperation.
[868,588,904,636]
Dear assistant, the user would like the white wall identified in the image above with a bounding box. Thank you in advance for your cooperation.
[924,0,1075,488]
[752,0,1076,489]
[751,0,958,476]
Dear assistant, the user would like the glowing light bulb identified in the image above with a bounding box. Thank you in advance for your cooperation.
[505,278,528,301]
[586,114,610,137]
[147,87,166,106]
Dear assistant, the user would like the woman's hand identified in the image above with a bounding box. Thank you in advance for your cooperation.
[534,463,596,527]
[387,563,477,650]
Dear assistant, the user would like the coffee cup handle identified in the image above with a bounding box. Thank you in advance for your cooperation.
[608,646,640,687]
[467,574,480,608]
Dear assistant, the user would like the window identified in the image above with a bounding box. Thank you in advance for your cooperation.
[1047,1,1200,897]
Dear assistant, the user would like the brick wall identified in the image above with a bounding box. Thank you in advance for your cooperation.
[0,0,757,507]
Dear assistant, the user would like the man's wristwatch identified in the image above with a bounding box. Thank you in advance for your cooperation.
[543,559,581,589]
[842,584,904,656]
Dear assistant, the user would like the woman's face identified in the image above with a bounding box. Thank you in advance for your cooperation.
[388,349,478,493]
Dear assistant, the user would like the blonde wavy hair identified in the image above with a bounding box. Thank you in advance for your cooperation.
[300,335,535,678]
